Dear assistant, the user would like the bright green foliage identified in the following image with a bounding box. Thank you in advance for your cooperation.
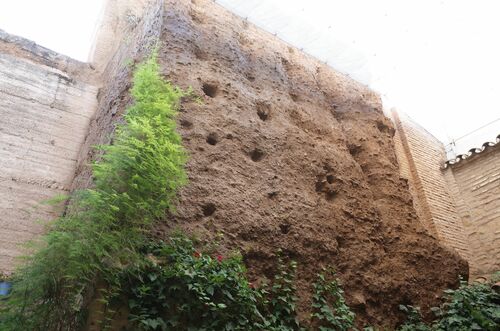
[311,269,356,331]
[0,54,187,330]
[93,54,186,222]
[398,277,500,331]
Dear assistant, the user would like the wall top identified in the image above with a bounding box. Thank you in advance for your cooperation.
[443,134,500,169]
[0,29,97,84]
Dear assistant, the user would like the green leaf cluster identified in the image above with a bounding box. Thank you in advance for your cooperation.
[119,237,357,331]
[311,269,355,331]
[398,276,500,331]
[120,236,264,330]
[261,257,302,330]
[0,53,187,330]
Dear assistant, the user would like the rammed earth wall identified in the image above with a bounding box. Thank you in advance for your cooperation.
[76,0,467,327]
[0,30,98,273]
[1,0,475,328]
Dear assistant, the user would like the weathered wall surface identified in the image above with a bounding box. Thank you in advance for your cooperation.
[444,146,500,278]
[76,0,467,328]
[88,0,148,72]
[390,110,471,259]
[391,109,500,279]
[0,30,98,273]
[72,0,164,192]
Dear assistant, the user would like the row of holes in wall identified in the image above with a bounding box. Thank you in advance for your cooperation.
[202,82,267,163]
[198,82,271,217]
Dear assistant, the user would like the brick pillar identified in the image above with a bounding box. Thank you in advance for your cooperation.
[390,110,471,261]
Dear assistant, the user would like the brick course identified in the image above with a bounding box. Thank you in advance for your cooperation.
[444,147,500,278]
[391,110,471,260]
[391,109,499,278]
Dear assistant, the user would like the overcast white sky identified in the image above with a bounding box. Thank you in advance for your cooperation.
[0,0,102,61]
[0,0,498,153]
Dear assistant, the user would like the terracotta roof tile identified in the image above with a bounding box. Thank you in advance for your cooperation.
[443,134,500,168]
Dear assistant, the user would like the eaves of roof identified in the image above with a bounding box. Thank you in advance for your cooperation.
[443,134,500,168]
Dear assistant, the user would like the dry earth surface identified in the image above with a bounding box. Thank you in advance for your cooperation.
[73,0,468,328]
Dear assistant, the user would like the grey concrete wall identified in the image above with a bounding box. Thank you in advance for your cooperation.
[0,30,99,273]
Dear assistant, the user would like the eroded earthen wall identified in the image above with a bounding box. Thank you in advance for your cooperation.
[0,30,98,273]
[88,0,149,72]
[76,0,467,327]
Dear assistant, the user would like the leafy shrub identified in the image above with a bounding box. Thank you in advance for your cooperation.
[311,269,355,331]
[432,278,500,330]
[263,257,302,330]
[398,305,431,331]
[119,237,356,331]
[399,277,500,331]
[120,236,265,330]
[0,53,187,330]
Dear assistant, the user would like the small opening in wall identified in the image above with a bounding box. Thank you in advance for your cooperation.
[180,119,193,128]
[250,148,265,162]
[206,133,218,145]
[202,203,216,216]
[256,102,271,121]
[279,223,291,234]
[202,83,218,98]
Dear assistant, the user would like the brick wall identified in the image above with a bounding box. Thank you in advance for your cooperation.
[444,147,500,278]
[391,109,500,278]
[390,110,471,261]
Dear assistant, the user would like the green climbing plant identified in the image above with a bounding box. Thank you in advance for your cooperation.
[117,236,357,331]
[311,268,356,331]
[0,52,187,330]
[264,257,302,330]
[398,274,500,331]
